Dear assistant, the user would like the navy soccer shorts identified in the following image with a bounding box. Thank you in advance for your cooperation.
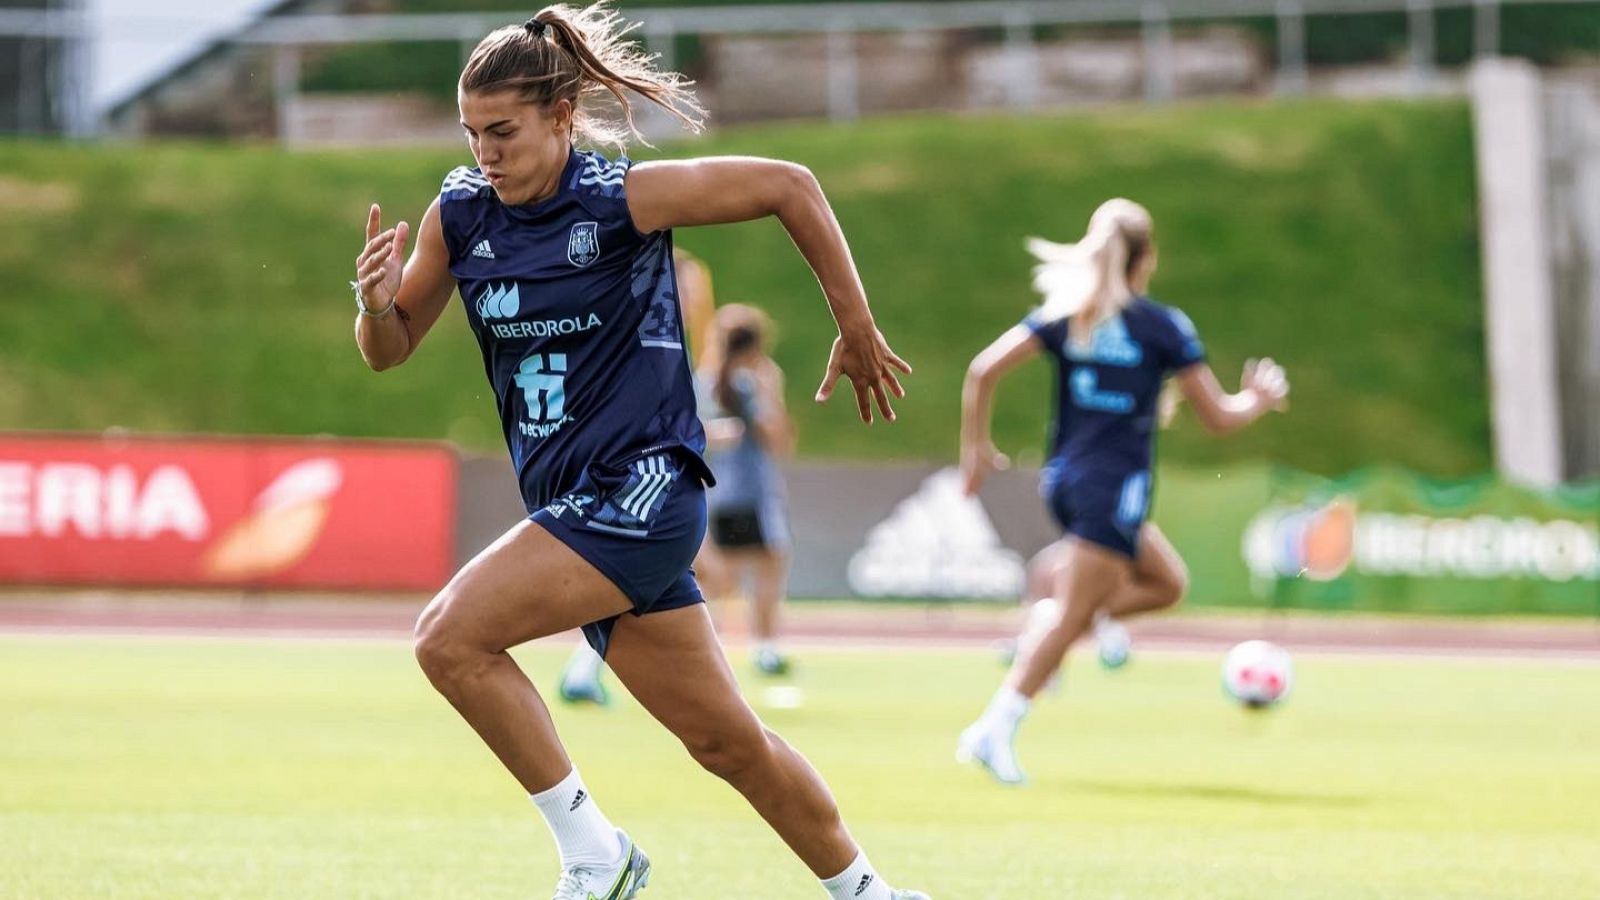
[1040,460,1151,559]
[531,451,707,657]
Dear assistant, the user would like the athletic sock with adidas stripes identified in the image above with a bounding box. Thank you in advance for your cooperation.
[821,850,892,900]
[529,767,622,871]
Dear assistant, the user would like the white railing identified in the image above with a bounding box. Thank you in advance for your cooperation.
[4,0,1598,133]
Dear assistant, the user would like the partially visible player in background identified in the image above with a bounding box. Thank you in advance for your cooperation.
[559,246,718,705]
[563,300,797,693]
[956,198,1289,785]
[1013,369,1202,672]
[695,303,797,676]
[676,247,717,366]
[1013,496,1153,671]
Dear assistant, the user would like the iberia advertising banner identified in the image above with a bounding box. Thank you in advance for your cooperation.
[0,433,456,591]
[1242,467,1599,615]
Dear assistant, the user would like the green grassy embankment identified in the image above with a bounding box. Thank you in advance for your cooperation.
[0,99,1488,475]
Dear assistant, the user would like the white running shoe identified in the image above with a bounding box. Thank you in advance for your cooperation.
[956,721,1026,786]
[1095,615,1132,670]
[890,891,932,899]
[551,830,650,900]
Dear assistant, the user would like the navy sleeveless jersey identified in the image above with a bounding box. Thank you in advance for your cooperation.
[1024,297,1205,474]
[439,149,710,511]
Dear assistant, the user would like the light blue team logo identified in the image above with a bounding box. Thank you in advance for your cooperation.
[515,353,567,423]
[476,282,520,320]
[1066,315,1143,367]
[567,221,600,268]
[1071,368,1136,413]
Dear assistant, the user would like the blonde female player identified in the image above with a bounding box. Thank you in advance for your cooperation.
[350,6,925,898]
[956,199,1289,785]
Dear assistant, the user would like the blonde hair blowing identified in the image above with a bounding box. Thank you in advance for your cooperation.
[1028,198,1153,347]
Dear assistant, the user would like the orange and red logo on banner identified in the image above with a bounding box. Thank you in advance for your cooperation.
[0,434,456,591]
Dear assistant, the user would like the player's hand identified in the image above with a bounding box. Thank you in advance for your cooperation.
[1242,357,1290,412]
[814,325,912,424]
[960,440,1010,495]
[753,357,786,402]
[355,203,410,313]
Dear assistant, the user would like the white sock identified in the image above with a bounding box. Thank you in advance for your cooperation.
[981,686,1031,734]
[564,644,603,681]
[821,851,891,900]
[529,768,622,871]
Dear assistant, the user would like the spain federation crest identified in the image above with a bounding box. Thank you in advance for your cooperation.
[567,221,600,267]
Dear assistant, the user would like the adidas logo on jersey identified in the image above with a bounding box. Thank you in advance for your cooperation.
[471,240,495,259]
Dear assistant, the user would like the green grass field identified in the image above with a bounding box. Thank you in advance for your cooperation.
[3,635,1596,898]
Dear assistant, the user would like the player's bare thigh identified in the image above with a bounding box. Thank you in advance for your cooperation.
[1029,525,1184,603]
[1132,523,1189,599]
[415,518,633,654]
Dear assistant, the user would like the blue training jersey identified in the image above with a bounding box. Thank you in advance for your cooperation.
[698,369,785,513]
[439,149,710,511]
[1024,297,1205,474]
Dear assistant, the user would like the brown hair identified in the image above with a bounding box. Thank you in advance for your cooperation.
[710,304,773,413]
[459,3,705,151]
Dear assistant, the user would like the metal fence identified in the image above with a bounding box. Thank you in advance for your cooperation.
[2,0,1597,134]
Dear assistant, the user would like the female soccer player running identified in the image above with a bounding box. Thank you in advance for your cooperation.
[349,7,924,898]
[955,199,1289,785]
[695,303,798,676]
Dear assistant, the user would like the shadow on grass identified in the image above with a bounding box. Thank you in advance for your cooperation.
[1060,779,1372,808]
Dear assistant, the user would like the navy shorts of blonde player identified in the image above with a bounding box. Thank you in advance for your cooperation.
[531,452,708,657]
[1041,461,1151,559]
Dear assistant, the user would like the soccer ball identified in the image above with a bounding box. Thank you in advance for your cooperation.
[1222,640,1293,709]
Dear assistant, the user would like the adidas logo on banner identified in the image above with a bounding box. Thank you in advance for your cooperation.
[472,240,495,259]
[569,790,587,812]
[847,468,1024,599]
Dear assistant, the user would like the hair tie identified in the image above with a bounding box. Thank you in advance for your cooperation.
[524,17,546,37]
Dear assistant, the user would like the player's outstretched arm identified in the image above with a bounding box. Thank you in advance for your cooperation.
[1175,357,1290,436]
[625,157,911,424]
[751,361,797,459]
[352,198,457,372]
[960,325,1040,495]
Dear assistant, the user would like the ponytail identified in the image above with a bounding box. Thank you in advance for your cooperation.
[1027,198,1153,348]
[460,3,705,151]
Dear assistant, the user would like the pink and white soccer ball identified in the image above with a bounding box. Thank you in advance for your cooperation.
[1222,640,1293,708]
